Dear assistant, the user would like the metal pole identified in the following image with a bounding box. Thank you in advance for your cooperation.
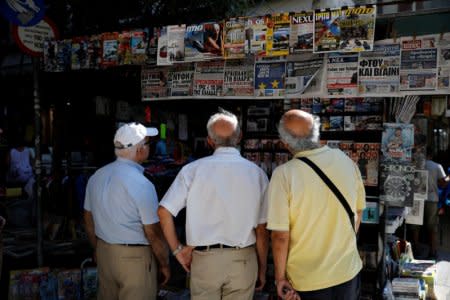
[33,56,43,267]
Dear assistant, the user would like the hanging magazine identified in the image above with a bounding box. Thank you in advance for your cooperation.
[254,60,286,97]
[101,32,119,67]
[223,17,246,59]
[362,201,379,224]
[381,123,414,163]
[157,26,171,66]
[354,142,380,186]
[201,22,224,59]
[286,53,323,97]
[71,37,89,70]
[358,44,401,96]
[117,31,132,65]
[130,30,148,65]
[88,34,102,69]
[167,24,186,63]
[289,11,314,53]
[314,6,376,53]
[223,57,255,96]
[245,16,267,57]
[380,162,415,207]
[184,23,206,62]
[265,13,290,57]
[193,60,225,96]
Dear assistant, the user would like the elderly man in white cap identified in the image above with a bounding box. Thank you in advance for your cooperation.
[84,122,170,300]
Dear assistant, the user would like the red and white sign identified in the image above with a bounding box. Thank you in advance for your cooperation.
[12,17,58,56]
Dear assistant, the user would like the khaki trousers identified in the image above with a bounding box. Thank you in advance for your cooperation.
[190,246,257,300]
[97,239,157,300]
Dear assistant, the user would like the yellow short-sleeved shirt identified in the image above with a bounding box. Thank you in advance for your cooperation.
[267,146,366,291]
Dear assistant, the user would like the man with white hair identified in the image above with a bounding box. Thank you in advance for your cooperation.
[268,109,365,300]
[84,122,170,300]
[158,109,269,300]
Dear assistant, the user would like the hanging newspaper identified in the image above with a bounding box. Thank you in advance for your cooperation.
[193,60,225,96]
[289,11,314,53]
[437,38,450,92]
[223,17,246,59]
[223,56,255,96]
[141,66,168,100]
[157,26,171,66]
[380,162,415,207]
[314,6,376,53]
[184,23,206,62]
[381,123,414,163]
[400,36,438,91]
[167,63,195,96]
[266,13,290,57]
[254,60,286,97]
[358,44,401,96]
[167,24,186,63]
[245,16,267,57]
[286,53,323,97]
[327,53,359,96]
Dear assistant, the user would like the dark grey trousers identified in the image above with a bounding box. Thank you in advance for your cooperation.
[297,272,361,300]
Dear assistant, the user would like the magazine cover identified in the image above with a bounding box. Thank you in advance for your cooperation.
[43,40,58,72]
[344,115,382,131]
[193,60,225,96]
[223,57,254,96]
[380,162,415,207]
[101,32,119,67]
[381,123,414,162]
[141,66,168,100]
[157,26,171,66]
[405,199,425,225]
[286,53,323,97]
[223,17,246,59]
[88,34,102,69]
[9,267,50,300]
[117,31,132,65]
[167,63,195,97]
[327,53,359,96]
[354,142,380,186]
[71,36,89,70]
[184,23,206,62]
[358,43,401,96]
[243,139,261,150]
[254,61,286,97]
[362,201,379,224]
[130,30,147,65]
[289,11,314,53]
[82,267,98,300]
[145,27,160,65]
[245,16,267,56]
[167,24,186,62]
[411,117,428,169]
[412,169,428,200]
[201,22,224,59]
[265,13,290,57]
[57,269,81,300]
[437,39,450,92]
[243,152,261,165]
[314,6,376,53]
[260,152,274,176]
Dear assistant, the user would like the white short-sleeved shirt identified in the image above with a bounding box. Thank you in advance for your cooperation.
[84,157,159,244]
[425,159,446,202]
[160,147,269,247]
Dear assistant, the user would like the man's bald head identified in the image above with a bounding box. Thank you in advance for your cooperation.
[278,109,321,153]
[207,110,241,148]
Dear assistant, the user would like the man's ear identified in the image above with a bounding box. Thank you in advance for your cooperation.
[207,136,215,148]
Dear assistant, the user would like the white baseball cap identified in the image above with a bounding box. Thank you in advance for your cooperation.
[114,123,158,149]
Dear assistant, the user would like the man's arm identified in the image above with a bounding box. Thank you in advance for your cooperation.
[272,230,299,299]
[143,223,170,285]
[355,210,363,233]
[157,206,194,272]
[83,210,97,249]
[255,223,269,291]
[438,175,450,188]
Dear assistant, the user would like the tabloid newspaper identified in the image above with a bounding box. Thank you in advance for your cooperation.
[314,6,376,53]
[223,17,246,59]
[358,44,401,96]
[286,53,323,97]
[289,11,314,53]
[223,57,255,96]
[254,60,286,97]
[193,60,225,96]
[327,53,359,96]
[141,66,169,99]
[265,13,290,57]
[438,37,450,92]
[167,63,195,96]
[400,36,438,91]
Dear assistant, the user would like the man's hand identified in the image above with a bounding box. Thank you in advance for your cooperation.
[277,279,300,300]
[255,270,266,291]
[159,264,170,286]
[175,246,194,272]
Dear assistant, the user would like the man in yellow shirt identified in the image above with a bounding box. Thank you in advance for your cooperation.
[267,110,366,300]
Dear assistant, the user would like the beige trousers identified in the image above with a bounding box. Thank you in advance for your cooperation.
[190,246,258,300]
[97,239,157,300]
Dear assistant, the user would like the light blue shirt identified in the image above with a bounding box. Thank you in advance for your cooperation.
[84,157,159,244]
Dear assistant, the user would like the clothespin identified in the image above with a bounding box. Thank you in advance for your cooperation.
[413,32,417,41]
[392,29,397,43]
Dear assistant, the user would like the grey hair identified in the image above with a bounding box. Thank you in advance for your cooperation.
[278,115,321,153]
[114,139,146,160]
[206,109,241,147]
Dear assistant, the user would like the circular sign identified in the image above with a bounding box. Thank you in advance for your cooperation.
[0,0,46,27]
[12,17,59,57]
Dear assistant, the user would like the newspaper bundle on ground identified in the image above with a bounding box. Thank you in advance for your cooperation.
[380,163,415,207]
[327,53,359,96]
[141,66,168,99]
[223,57,255,96]
[358,44,401,96]
[401,259,437,299]
[193,60,225,96]
[313,6,376,53]
[400,36,438,91]
[223,17,246,59]
[391,277,424,300]
[381,123,414,163]
[289,11,314,53]
[266,13,290,57]
[286,53,323,97]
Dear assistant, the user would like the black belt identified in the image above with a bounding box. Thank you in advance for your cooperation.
[119,243,148,247]
[195,244,253,251]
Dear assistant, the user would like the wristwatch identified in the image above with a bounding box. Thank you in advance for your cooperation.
[172,244,184,256]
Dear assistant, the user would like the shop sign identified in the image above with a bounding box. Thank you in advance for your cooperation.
[12,17,58,57]
[0,0,46,26]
